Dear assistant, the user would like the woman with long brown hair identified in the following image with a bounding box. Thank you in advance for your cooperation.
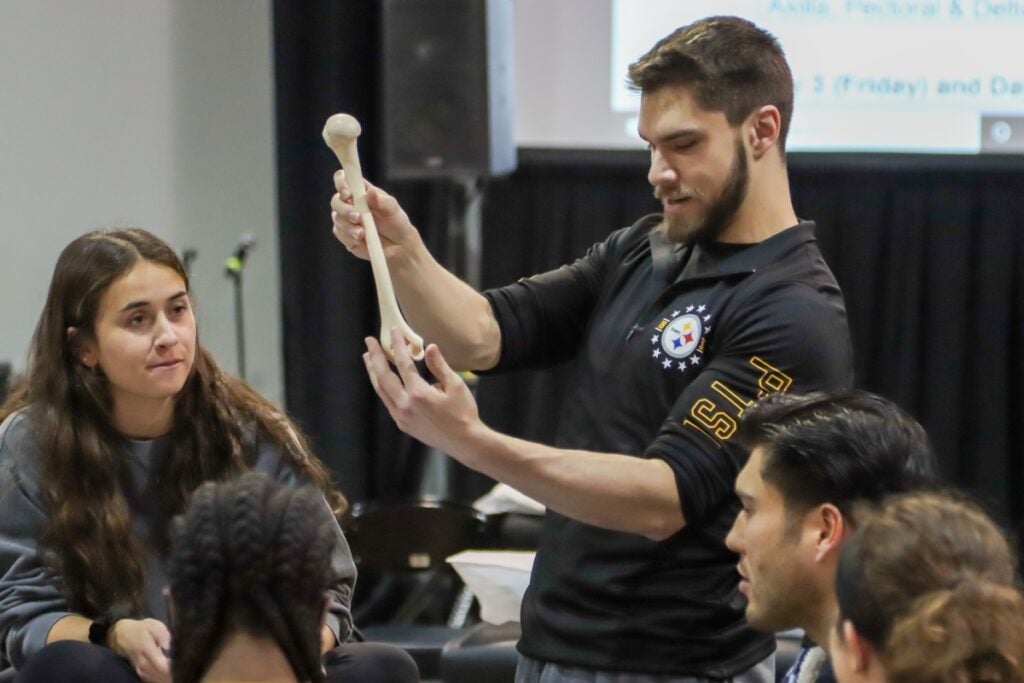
[830,490,1024,683]
[0,228,417,682]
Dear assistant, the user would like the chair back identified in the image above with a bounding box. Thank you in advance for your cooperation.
[343,498,490,572]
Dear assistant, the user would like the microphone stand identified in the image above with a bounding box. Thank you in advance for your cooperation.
[416,176,484,502]
[231,270,246,380]
[181,248,198,278]
[225,248,249,380]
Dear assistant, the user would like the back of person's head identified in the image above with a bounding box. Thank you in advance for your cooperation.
[168,472,336,683]
[834,491,1024,683]
[738,390,937,522]
[627,16,794,152]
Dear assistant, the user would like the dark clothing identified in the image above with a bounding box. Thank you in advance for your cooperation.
[484,216,853,676]
[15,640,419,683]
[515,653,775,683]
[324,641,421,683]
[14,642,138,683]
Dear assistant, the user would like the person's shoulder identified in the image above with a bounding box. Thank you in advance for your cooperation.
[731,224,840,304]
[729,272,846,335]
[0,408,41,457]
[0,407,45,487]
[757,222,836,277]
[601,214,661,262]
[716,228,850,342]
[613,214,661,246]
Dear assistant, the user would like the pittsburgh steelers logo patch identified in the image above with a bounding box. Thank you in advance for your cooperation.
[649,305,713,373]
[661,314,702,359]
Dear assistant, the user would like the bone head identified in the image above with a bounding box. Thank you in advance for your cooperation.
[322,113,362,149]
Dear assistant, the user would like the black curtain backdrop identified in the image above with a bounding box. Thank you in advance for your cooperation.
[274,0,460,504]
[273,3,1024,542]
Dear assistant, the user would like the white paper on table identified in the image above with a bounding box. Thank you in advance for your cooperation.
[473,483,546,515]
[446,550,536,625]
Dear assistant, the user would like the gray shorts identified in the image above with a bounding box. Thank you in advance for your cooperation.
[515,653,775,683]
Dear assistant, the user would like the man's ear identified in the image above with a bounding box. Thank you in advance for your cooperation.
[808,503,846,563]
[67,326,97,368]
[748,105,782,160]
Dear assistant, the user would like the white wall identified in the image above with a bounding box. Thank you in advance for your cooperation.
[0,0,284,404]
[514,0,632,149]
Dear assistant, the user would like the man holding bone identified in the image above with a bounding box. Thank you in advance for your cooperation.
[332,16,852,683]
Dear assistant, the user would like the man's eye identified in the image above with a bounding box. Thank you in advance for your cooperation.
[129,314,146,327]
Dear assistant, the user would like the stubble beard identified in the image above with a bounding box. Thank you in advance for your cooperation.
[743,543,822,636]
[658,138,750,246]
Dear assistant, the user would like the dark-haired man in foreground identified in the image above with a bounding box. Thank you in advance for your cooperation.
[727,391,936,683]
[338,15,853,683]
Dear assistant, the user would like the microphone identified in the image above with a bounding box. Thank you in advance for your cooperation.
[181,248,198,275]
[225,233,257,276]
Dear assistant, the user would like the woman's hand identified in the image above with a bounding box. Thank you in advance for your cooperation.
[108,618,172,683]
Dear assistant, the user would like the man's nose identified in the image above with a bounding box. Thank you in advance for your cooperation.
[648,148,678,188]
[725,517,743,553]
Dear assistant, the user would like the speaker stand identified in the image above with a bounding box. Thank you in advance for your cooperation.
[417,177,484,501]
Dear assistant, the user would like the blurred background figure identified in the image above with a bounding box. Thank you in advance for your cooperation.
[831,490,1024,683]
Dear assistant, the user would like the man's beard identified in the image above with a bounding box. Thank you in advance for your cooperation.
[657,138,750,246]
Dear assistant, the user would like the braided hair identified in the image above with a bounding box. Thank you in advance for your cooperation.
[167,472,337,683]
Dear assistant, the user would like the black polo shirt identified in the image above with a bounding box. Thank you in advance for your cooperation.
[482,215,853,676]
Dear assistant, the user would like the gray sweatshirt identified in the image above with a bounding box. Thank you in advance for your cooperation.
[0,409,357,670]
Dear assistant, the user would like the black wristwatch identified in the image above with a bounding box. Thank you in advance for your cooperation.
[88,607,131,646]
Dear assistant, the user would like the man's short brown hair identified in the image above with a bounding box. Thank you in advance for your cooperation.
[628,16,795,153]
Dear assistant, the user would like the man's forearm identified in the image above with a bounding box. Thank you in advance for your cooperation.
[450,424,686,541]
[362,336,683,539]
[389,246,500,371]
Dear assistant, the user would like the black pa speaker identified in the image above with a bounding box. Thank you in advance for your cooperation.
[381,0,516,179]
